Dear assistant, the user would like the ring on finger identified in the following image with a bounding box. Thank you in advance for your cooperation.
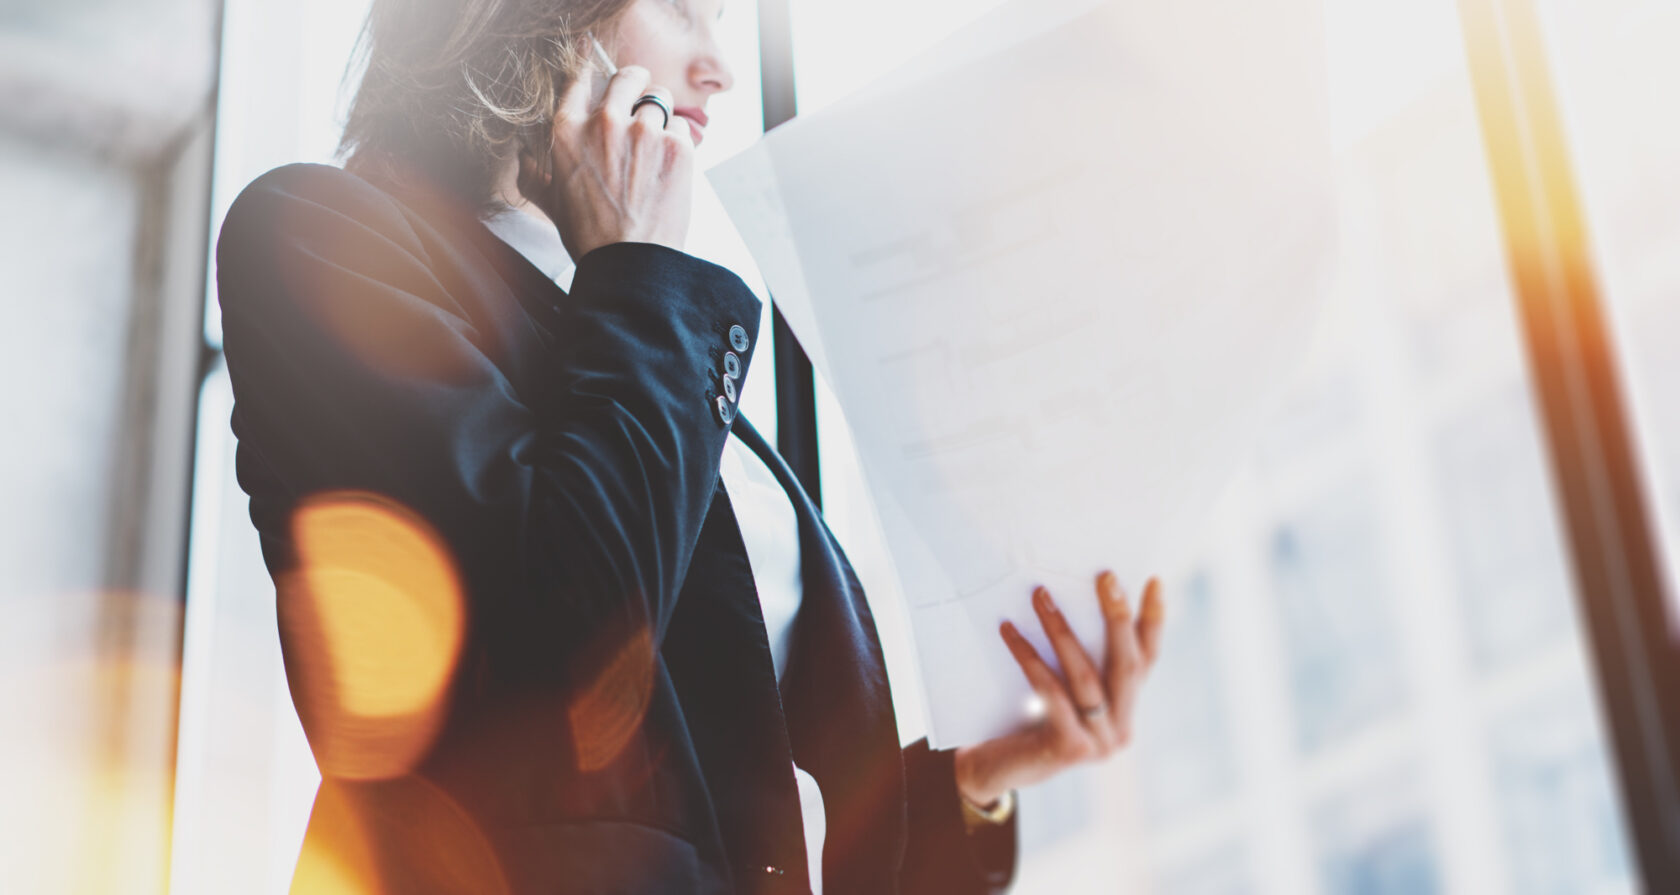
[1077,701,1107,722]
[631,93,672,129]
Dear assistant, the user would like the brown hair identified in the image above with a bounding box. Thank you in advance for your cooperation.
[339,0,635,209]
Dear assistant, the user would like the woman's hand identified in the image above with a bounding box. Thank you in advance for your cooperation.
[953,572,1166,807]
[522,65,695,259]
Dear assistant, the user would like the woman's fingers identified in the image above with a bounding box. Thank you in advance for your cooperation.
[601,65,655,121]
[555,62,600,125]
[1000,620,1063,701]
[981,574,1165,788]
[1137,577,1166,668]
[540,62,692,257]
[1098,571,1147,705]
[630,85,676,131]
[1000,622,1079,726]
[1001,621,1108,762]
[1030,586,1110,723]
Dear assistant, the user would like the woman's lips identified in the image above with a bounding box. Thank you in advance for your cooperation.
[674,107,708,146]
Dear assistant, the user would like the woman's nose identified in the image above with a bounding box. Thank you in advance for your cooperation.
[691,42,734,95]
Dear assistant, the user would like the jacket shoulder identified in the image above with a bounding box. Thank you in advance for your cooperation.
[214,162,452,326]
[219,163,414,254]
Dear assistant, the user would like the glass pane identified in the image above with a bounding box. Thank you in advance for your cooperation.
[791,0,1638,891]
[171,365,319,895]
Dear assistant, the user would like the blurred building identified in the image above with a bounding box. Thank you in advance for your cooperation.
[0,0,216,889]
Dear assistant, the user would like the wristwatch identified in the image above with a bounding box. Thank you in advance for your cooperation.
[960,789,1016,831]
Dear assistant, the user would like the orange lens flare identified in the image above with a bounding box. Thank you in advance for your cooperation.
[290,777,508,895]
[0,591,182,894]
[569,626,656,773]
[281,492,466,781]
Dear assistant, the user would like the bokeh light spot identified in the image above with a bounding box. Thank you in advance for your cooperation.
[569,626,656,773]
[282,492,466,780]
[290,777,507,895]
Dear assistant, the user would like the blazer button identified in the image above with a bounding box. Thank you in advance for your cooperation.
[724,351,742,380]
[723,374,738,404]
[729,324,750,353]
[715,395,736,425]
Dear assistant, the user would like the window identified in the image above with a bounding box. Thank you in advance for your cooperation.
[791,0,1636,891]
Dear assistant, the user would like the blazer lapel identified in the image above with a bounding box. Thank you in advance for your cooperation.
[730,414,907,895]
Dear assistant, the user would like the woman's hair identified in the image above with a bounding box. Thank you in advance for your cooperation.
[340,0,636,209]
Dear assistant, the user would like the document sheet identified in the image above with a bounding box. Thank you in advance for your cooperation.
[710,0,1336,747]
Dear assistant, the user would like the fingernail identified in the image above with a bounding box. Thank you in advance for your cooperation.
[1142,586,1165,623]
[1033,587,1057,615]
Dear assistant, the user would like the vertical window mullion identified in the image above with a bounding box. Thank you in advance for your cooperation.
[755,0,821,508]
[1460,0,1680,886]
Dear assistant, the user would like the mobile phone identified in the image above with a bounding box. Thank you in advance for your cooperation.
[588,33,618,76]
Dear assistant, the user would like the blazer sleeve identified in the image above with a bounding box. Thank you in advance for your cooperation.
[899,739,1019,894]
[216,164,762,686]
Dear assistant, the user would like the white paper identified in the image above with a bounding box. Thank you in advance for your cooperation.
[711,0,1335,747]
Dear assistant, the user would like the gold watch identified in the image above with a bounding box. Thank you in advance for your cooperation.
[960,789,1016,831]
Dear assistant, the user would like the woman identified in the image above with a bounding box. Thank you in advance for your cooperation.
[216,0,1167,891]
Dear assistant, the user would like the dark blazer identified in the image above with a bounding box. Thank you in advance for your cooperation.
[216,162,1017,894]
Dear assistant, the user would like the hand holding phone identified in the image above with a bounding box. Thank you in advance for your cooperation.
[519,37,694,257]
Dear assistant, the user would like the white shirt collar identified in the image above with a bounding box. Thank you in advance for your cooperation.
[482,203,576,286]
